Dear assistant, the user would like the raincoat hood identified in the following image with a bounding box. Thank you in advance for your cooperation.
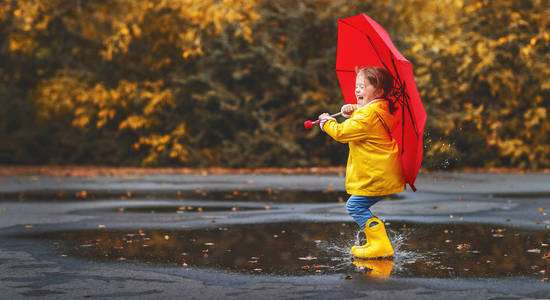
[360,100,399,130]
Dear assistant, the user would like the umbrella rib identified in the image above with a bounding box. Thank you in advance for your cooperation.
[366,35,392,72]
[389,54,419,139]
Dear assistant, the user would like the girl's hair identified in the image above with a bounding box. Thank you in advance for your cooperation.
[355,66,397,113]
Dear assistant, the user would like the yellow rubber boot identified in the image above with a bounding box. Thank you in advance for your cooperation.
[350,217,394,259]
[350,241,369,253]
[350,233,369,253]
[349,215,376,252]
[353,259,394,278]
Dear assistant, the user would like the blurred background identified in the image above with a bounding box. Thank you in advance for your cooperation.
[0,0,549,170]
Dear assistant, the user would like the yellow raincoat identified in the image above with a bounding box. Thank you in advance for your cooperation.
[323,100,405,196]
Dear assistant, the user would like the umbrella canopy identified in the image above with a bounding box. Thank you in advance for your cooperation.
[336,13,426,191]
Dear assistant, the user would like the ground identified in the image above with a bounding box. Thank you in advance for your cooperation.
[1,171,549,299]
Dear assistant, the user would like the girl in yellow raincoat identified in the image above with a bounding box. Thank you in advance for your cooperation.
[318,66,405,259]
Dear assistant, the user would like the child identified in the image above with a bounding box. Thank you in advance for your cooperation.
[318,66,405,259]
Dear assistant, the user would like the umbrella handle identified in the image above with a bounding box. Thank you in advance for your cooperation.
[304,112,343,130]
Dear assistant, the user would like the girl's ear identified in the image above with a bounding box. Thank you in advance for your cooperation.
[375,88,384,99]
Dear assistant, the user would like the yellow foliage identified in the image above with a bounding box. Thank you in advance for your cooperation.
[119,115,149,130]
[8,34,33,52]
[523,107,547,128]
[135,125,189,165]
[94,0,260,60]
[497,139,530,161]
[72,116,90,128]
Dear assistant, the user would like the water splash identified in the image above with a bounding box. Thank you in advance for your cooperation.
[388,228,423,273]
[314,237,355,272]
[314,226,424,275]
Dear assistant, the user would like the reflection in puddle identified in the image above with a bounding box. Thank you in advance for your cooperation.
[4,189,402,203]
[20,223,549,278]
[182,190,402,203]
[113,205,261,214]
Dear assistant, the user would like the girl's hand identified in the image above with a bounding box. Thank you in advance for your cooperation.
[318,113,330,120]
[341,104,356,115]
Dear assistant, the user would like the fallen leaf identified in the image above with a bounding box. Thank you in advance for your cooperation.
[76,190,87,198]
[345,275,353,280]
[457,243,471,250]
[298,256,317,261]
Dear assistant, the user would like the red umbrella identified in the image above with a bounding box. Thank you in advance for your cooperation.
[336,13,426,191]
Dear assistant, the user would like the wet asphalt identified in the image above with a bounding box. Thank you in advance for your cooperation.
[1,172,550,299]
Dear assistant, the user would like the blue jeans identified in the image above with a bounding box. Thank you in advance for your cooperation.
[346,195,385,229]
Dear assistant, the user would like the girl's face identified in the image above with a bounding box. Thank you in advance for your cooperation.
[355,74,382,108]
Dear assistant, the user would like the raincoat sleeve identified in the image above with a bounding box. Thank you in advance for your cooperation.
[322,109,377,143]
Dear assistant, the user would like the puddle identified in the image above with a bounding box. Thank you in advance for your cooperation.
[2,190,402,203]
[110,205,261,213]
[17,223,549,278]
